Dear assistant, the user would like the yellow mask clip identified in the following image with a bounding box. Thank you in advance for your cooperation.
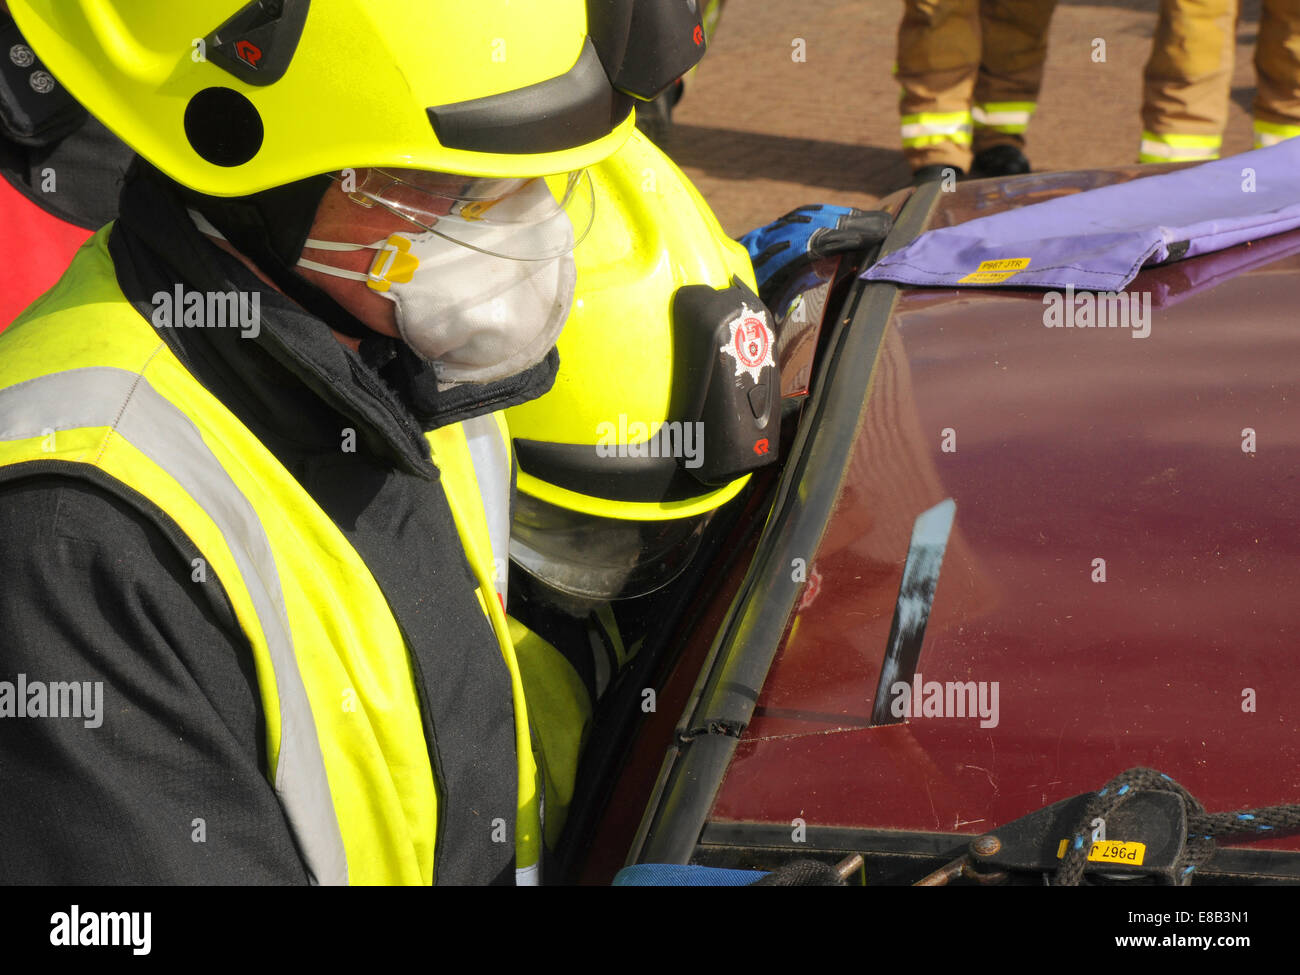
[367,234,419,292]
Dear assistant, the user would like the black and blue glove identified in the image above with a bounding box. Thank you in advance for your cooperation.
[740,204,892,304]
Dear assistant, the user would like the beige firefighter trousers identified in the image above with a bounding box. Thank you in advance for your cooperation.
[1141,0,1300,161]
[897,0,1059,170]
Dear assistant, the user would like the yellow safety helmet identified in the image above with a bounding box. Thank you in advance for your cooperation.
[508,130,781,601]
[8,0,707,195]
[10,0,709,346]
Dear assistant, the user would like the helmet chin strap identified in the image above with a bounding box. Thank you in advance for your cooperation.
[169,166,378,341]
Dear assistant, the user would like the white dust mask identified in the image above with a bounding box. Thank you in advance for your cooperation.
[298,178,578,384]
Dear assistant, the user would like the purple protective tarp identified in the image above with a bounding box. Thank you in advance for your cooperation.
[863,139,1300,291]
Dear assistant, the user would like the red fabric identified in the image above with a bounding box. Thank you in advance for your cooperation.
[0,174,93,330]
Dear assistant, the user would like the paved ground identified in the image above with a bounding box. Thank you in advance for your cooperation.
[660,0,1265,236]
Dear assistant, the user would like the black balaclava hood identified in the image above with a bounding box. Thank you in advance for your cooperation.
[168,166,378,342]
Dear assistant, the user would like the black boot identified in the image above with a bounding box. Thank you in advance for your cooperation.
[971,145,1031,178]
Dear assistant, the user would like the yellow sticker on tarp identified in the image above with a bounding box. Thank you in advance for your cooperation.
[958,257,1031,284]
[1055,838,1147,865]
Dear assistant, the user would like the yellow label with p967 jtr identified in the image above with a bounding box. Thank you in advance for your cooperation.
[1056,839,1146,865]
[958,257,1031,284]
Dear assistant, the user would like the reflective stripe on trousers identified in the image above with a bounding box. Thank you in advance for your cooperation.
[1254,120,1300,148]
[900,111,973,147]
[972,101,1035,134]
[1139,131,1221,162]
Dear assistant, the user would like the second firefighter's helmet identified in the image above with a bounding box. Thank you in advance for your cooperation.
[506,129,781,601]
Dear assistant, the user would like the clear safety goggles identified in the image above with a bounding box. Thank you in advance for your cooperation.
[330,167,594,261]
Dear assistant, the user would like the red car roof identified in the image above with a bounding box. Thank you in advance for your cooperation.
[710,167,1300,851]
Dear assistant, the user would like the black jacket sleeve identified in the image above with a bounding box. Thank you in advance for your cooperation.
[0,474,310,884]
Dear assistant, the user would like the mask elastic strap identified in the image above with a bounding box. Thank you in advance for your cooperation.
[300,237,376,251]
[299,236,412,293]
[193,209,384,286]
[296,257,373,282]
[296,237,371,280]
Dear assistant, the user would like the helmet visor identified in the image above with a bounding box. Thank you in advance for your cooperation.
[334,167,594,261]
[510,493,712,601]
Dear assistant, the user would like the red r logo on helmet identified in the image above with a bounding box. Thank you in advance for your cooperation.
[234,39,263,67]
[693,24,704,45]
[754,438,769,456]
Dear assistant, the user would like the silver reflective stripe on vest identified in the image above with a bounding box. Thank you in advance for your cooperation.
[463,413,540,885]
[463,413,512,605]
[0,366,348,885]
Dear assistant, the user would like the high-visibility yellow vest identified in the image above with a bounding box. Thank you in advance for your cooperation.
[0,227,542,884]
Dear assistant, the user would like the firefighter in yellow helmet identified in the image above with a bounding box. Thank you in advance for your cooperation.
[501,126,779,853]
[1140,0,1300,163]
[503,135,891,867]
[0,0,706,885]
[897,0,1059,184]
